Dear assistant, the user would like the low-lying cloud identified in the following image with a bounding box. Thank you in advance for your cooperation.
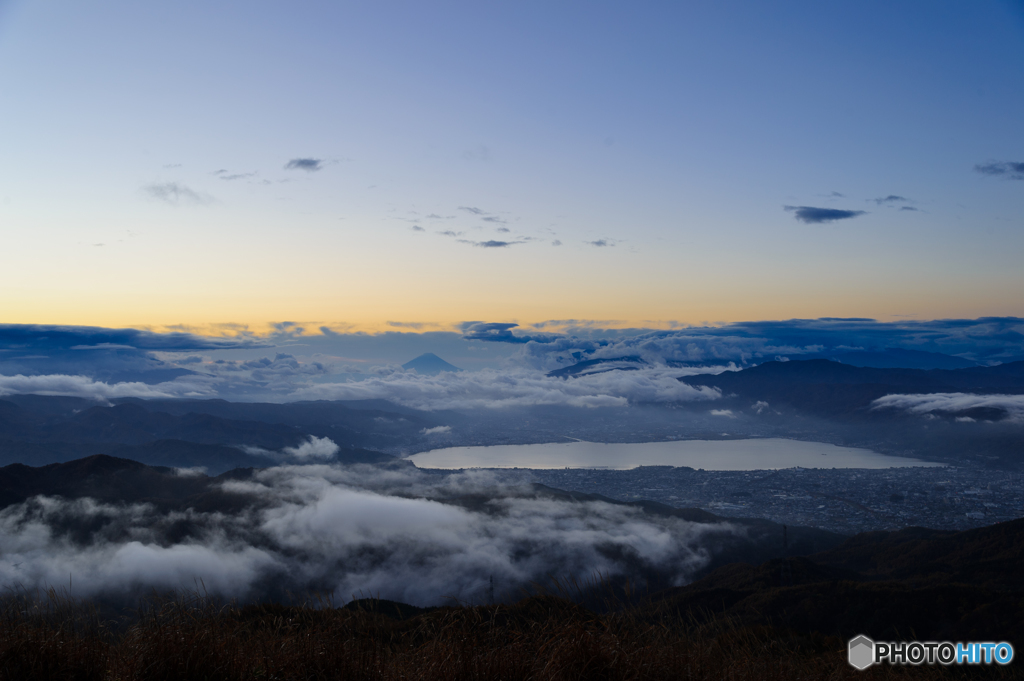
[284,436,341,461]
[0,465,738,605]
[0,374,212,403]
[291,367,722,410]
[243,436,340,462]
[871,393,1024,422]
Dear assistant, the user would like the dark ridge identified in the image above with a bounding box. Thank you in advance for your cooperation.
[0,396,409,469]
[679,358,1024,419]
[342,598,435,620]
[0,454,213,509]
[801,347,979,370]
[106,439,273,473]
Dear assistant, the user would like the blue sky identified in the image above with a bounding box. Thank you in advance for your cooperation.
[1,1,1022,329]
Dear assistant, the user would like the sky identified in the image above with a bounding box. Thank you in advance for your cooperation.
[1,0,1023,332]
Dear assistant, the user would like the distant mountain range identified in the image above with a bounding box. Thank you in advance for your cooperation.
[0,395,450,473]
[2,355,1023,473]
[678,358,1024,418]
[669,358,1024,468]
[801,347,979,370]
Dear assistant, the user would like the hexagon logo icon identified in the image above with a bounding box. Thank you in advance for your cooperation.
[848,635,874,670]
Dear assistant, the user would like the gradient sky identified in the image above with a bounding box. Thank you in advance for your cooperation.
[1,0,1022,332]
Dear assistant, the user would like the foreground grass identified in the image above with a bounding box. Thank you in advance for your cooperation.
[0,590,1016,680]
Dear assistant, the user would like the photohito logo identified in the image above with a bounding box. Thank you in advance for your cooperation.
[848,635,1014,669]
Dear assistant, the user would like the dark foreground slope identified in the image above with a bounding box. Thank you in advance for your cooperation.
[3,591,987,681]
[4,521,1023,681]
[651,517,1024,646]
[0,457,1021,678]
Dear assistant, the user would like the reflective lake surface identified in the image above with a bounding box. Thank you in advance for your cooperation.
[408,438,943,470]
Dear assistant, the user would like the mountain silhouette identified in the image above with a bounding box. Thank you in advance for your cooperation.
[402,353,461,374]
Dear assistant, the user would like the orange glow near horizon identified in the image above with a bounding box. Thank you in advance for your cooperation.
[3,296,1022,338]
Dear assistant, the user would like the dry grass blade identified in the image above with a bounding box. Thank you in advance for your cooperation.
[0,588,1016,680]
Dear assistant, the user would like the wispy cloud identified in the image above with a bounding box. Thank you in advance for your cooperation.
[214,170,258,181]
[458,239,522,248]
[587,239,613,247]
[458,206,485,215]
[871,393,1024,423]
[0,374,209,402]
[284,158,323,172]
[784,206,867,224]
[974,161,1024,180]
[873,195,909,205]
[143,182,214,206]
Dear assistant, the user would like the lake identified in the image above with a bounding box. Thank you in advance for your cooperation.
[407,438,943,471]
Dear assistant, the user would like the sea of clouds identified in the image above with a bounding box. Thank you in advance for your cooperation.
[2,318,1022,410]
[0,464,739,605]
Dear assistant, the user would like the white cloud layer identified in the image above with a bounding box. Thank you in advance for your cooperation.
[283,436,340,461]
[242,436,341,462]
[871,393,1024,422]
[0,465,739,606]
[290,367,723,410]
[509,332,817,372]
[0,374,214,403]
